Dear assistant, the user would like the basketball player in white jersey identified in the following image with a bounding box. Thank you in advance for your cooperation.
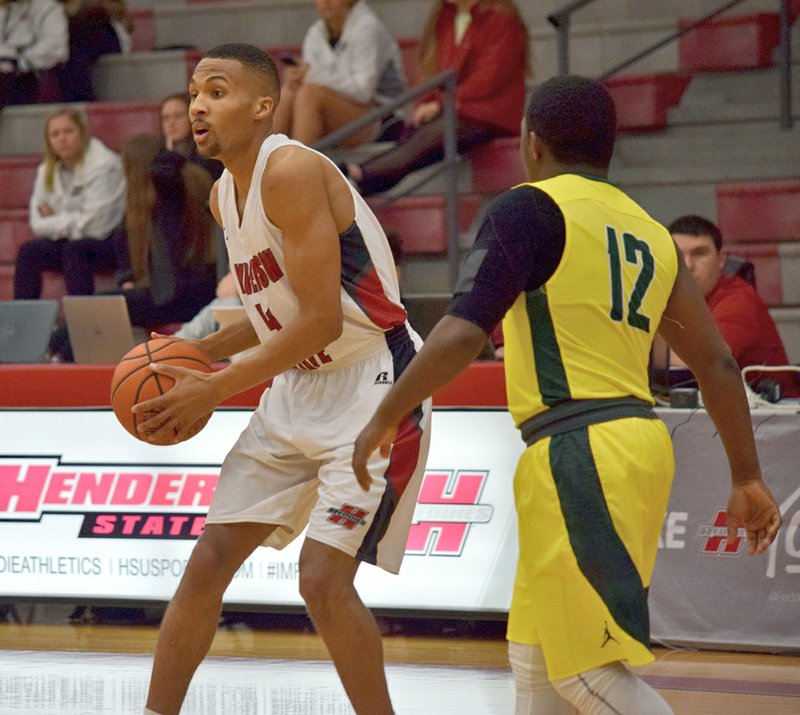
[133,43,431,715]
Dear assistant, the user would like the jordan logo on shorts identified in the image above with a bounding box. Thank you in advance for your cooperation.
[373,371,392,385]
[601,621,620,648]
[327,504,369,530]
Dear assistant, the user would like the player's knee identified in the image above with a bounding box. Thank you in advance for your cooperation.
[552,662,673,715]
[184,532,241,591]
[508,641,550,691]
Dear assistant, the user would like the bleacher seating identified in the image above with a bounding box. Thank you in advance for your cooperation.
[678,13,782,72]
[604,73,692,132]
[0,0,798,355]
[716,180,800,243]
[370,195,484,255]
[0,157,38,209]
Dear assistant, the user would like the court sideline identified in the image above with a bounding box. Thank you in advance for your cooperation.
[1,615,799,714]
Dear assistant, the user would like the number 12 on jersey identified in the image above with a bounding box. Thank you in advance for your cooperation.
[606,225,654,333]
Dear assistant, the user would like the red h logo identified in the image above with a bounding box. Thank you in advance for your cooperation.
[406,470,492,556]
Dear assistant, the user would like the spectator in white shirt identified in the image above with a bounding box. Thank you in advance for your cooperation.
[272,0,406,148]
[14,106,125,298]
[0,0,68,107]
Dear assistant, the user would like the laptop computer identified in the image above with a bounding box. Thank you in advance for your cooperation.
[211,304,247,329]
[403,293,495,360]
[0,300,59,363]
[62,295,135,364]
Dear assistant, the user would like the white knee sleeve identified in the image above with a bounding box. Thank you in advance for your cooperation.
[552,661,674,715]
[507,641,576,715]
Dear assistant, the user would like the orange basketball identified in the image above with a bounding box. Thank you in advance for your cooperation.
[110,338,213,444]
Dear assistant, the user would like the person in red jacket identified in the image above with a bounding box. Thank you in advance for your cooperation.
[669,214,798,398]
[343,0,529,196]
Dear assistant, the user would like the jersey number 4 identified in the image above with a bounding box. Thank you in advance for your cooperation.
[606,226,654,333]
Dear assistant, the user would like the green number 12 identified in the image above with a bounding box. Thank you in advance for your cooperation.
[606,226,654,333]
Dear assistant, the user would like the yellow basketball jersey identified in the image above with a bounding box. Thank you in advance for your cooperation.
[502,174,678,428]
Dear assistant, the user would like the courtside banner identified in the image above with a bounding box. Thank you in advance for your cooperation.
[0,408,523,612]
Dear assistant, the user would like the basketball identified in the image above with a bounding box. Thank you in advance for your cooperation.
[110,338,213,444]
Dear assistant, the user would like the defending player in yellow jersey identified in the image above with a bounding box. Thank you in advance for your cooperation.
[353,75,781,715]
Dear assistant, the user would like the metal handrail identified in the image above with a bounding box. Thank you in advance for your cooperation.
[548,0,793,129]
[313,70,462,290]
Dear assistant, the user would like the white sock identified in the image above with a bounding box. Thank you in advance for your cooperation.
[143,708,164,715]
[553,661,674,715]
[508,641,576,715]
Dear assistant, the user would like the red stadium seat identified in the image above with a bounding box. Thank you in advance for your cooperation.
[679,13,781,71]
[0,156,39,210]
[0,209,33,263]
[604,73,692,132]
[130,9,156,53]
[86,102,162,152]
[717,180,800,243]
[469,137,525,195]
[0,265,13,301]
[370,194,484,254]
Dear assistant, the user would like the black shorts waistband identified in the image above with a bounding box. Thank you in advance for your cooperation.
[520,397,657,447]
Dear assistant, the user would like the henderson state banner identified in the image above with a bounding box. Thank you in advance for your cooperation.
[0,407,798,651]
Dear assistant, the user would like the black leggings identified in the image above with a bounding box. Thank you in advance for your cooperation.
[13,237,118,299]
[358,116,506,196]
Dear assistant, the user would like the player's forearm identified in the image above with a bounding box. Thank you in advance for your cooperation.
[694,352,763,486]
[197,318,259,362]
[375,316,488,425]
[205,314,342,402]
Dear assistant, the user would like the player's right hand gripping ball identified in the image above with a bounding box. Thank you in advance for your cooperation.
[110,338,213,444]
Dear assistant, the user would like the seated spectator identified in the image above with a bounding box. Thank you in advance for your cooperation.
[159,92,223,179]
[49,133,218,361]
[172,271,241,342]
[668,214,798,398]
[343,0,529,195]
[113,134,218,329]
[272,0,406,148]
[0,0,68,108]
[57,0,133,101]
[14,107,125,299]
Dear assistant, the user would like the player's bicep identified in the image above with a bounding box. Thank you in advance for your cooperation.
[448,187,565,333]
[262,153,342,322]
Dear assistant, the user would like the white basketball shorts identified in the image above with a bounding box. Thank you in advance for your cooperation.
[206,324,432,574]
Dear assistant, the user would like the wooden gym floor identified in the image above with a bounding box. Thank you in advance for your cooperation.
[1,614,799,714]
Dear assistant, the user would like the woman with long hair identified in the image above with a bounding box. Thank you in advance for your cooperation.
[14,106,125,298]
[272,0,406,148]
[344,0,529,195]
[113,133,218,328]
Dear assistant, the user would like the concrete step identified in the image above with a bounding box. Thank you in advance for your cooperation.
[93,50,189,102]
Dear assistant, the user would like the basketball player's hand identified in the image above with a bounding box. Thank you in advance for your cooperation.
[133,363,217,445]
[726,480,782,555]
[352,417,397,491]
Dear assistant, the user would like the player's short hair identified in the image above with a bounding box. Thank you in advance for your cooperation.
[202,43,280,98]
[667,215,723,251]
[525,75,617,169]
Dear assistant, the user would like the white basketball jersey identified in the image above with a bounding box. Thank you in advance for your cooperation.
[217,134,407,371]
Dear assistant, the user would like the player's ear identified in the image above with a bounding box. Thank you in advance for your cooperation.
[255,94,275,121]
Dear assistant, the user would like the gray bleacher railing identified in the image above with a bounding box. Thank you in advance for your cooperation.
[548,0,794,130]
[313,70,461,291]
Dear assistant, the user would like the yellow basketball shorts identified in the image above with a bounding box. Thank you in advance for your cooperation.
[506,416,674,680]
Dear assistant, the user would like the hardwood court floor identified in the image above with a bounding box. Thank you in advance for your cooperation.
[1,620,799,714]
